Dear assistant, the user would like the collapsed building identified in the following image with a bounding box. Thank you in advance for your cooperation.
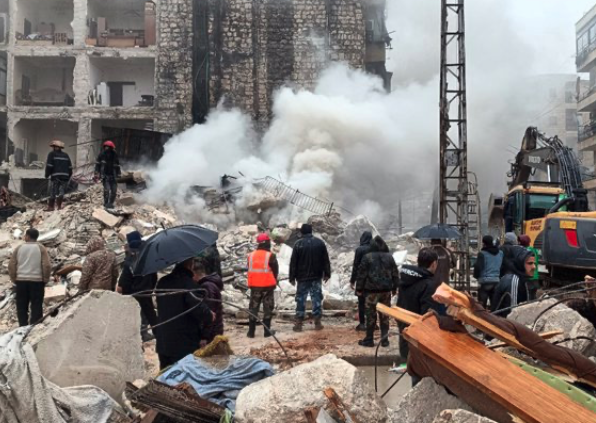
[0,0,390,198]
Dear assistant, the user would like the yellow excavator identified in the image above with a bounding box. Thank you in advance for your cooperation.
[488,127,596,286]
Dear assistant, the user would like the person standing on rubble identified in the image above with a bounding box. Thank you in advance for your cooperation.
[95,140,121,209]
[289,224,331,332]
[117,231,158,341]
[473,235,504,309]
[430,239,456,285]
[350,231,373,332]
[78,236,119,291]
[246,233,279,339]
[193,260,224,345]
[9,228,52,326]
[155,258,215,369]
[397,248,442,360]
[355,236,399,348]
[492,248,536,317]
[44,140,72,212]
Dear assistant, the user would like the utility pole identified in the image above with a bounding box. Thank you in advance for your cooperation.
[439,0,470,290]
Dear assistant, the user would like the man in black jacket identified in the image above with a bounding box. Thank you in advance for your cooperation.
[355,236,399,348]
[95,140,121,209]
[45,140,72,211]
[397,248,442,359]
[117,231,158,341]
[350,231,372,332]
[155,258,214,370]
[289,224,331,332]
[492,247,535,317]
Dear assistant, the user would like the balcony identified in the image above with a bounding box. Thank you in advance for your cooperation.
[578,85,596,113]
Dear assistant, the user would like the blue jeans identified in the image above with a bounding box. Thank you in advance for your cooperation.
[295,279,323,319]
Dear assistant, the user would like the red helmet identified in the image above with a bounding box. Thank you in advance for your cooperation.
[103,140,116,149]
[256,233,270,243]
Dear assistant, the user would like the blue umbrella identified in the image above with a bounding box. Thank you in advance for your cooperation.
[132,224,218,276]
[413,223,462,241]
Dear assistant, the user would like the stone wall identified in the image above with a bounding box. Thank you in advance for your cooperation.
[207,0,366,129]
[155,0,194,133]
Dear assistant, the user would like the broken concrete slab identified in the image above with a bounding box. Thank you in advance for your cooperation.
[508,299,596,356]
[391,378,472,423]
[28,290,146,404]
[118,193,136,206]
[38,229,63,244]
[341,215,379,246]
[432,410,497,423]
[44,284,67,303]
[92,208,124,228]
[235,354,389,423]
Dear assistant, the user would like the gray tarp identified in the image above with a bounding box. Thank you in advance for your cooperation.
[0,327,125,423]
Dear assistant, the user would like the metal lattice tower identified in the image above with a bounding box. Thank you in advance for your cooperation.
[439,0,470,290]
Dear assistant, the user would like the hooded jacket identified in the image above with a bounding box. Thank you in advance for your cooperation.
[474,245,504,284]
[197,273,224,343]
[397,265,442,316]
[197,244,222,277]
[289,232,331,283]
[350,231,372,285]
[500,234,522,277]
[79,236,119,291]
[355,236,399,293]
[492,247,533,317]
[118,247,157,295]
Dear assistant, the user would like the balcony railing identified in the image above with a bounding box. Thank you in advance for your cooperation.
[579,84,596,103]
[580,121,596,142]
[577,41,596,68]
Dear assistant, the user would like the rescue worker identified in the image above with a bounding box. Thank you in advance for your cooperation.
[492,248,536,317]
[289,224,331,332]
[350,231,373,332]
[44,140,72,211]
[474,235,504,309]
[95,140,121,209]
[247,233,279,338]
[355,236,399,348]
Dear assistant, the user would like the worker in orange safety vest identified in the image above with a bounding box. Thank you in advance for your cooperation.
[246,233,279,338]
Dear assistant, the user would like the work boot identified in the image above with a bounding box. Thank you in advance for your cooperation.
[355,323,366,332]
[56,198,63,210]
[247,320,256,338]
[263,318,276,338]
[293,318,303,332]
[380,324,390,348]
[314,316,324,331]
[358,327,375,348]
[44,198,55,212]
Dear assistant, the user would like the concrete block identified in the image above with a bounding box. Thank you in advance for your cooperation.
[28,290,146,403]
[44,284,67,303]
[118,193,136,206]
[392,378,472,423]
[92,208,123,228]
[235,354,389,423]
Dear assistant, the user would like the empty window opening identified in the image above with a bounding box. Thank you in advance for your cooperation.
[14,57,75,106]
[88,57,155,107]
[15,0,74,45]
[86,0,156,47]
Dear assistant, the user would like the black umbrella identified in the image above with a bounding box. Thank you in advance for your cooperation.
[132,225,218,276]
[413,223,462,241]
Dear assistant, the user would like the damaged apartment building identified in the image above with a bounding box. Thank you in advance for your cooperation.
[0,0,389,197]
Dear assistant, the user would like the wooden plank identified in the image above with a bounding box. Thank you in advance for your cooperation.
[376,304,421,325]
[403,314,596,423]
[323,387,359,423]
[489,330,563,350]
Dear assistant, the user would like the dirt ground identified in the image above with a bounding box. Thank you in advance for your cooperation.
[143,315,403,377]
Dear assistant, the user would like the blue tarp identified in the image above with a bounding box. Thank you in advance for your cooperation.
[157,355,274,411]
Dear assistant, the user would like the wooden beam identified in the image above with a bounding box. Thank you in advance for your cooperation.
[403,315,596,423]
[323,387,359,423]
[376,304,422,325]
[489,331,563,350]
